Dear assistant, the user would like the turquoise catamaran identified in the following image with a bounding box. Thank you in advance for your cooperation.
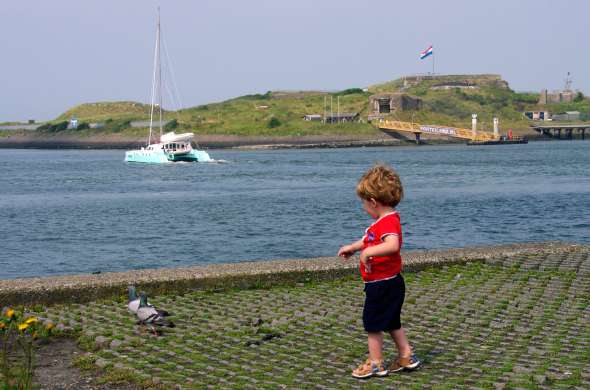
[125,9,211,164]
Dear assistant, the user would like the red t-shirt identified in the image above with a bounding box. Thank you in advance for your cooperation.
[360,211,403,282]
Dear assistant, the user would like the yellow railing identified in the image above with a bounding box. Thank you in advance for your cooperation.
[377,120,499,142]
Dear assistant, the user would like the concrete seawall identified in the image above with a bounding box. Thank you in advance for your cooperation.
[0,241,580,307]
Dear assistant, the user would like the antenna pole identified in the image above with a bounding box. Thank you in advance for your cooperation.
[564,71,572,91]
[330,96,333,125]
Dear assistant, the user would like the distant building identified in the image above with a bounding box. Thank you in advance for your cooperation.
[89,122,105,129]
[524,111,551,121]
[539,72,579,104]
[430,81,478,90]
[0,123,41,131]
[68,117,78,129]
[303,114,322,121]
[538,89,575,104]
[402,74,509,90]
[368,93,422,115]
[552,111,580,121]
[324,112,359,123]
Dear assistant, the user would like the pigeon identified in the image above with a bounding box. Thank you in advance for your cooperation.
[136,292,175,334]
[127,286,141,313]
[127,286,171,316]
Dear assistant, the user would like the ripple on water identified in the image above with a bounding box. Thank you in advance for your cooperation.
[0,142,589,278]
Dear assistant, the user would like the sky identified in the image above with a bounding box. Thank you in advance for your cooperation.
[1,0,588,121]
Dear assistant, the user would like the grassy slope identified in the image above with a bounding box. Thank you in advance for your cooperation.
[174,90,377,136]
[56,101,154,122]
[14,75,590,138]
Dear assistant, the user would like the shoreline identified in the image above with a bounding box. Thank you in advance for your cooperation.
[0,241,579,306]
[0,131,551,150]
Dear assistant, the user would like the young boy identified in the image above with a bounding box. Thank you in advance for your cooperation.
[338,164,421,379]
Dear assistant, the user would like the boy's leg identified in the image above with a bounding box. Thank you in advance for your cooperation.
[368,332,384,361]
[352,332,388,378]
[389,327,412,357]
[389,327,421,371]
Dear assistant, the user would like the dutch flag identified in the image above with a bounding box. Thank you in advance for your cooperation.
[420,45,433,60]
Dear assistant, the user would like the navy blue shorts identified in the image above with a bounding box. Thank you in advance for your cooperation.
[363,274,405,332]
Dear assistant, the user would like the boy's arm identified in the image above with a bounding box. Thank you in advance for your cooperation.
[360,235,400,263]
[337,239,364,258]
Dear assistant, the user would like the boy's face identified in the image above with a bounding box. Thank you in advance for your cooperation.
[362,198,380,219]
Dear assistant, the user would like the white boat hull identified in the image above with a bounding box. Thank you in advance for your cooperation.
[125,148,212,163]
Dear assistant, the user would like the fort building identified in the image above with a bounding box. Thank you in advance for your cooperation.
[368,93,422,117]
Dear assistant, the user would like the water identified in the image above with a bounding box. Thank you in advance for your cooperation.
[0,141,589,279]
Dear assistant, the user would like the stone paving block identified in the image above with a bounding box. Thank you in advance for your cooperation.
[25,246,590,389]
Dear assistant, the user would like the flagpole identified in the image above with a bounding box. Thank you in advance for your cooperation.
[432,47,435,75]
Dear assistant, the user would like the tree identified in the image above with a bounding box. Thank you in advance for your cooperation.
[574,92,585,102]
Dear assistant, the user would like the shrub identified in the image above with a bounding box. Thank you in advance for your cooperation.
[164,119,178,131]
[242,91,272,100]
[413,85,428,96]
[267,117,281,128]
[513,92,539,104]
[335,88,365,96]
[37,121,68,133]
[574,92,585,102]
[104,119,131,133]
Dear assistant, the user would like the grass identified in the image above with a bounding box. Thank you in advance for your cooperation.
[27,246,589,389]
[55,101,154,122]
[5,75,590,140]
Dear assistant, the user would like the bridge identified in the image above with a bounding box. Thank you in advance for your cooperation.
[377,120,499,142]
[530,124,588,140]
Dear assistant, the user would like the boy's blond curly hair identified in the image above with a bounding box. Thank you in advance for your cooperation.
[356,164,404,207]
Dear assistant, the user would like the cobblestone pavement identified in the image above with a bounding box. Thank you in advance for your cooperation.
[36,247,589,389]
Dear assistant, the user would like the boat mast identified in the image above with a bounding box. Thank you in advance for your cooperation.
[147,8,160,146]
[157,8,163,139]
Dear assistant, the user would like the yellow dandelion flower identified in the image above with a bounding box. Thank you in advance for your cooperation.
[5,309,14,319]
[0,323,6,330]
[25,317,38,324]
[45,322,55,330]
[18,323,29,331]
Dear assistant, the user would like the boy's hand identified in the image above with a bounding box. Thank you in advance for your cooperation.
[337,245,356,259]
[360,251,372,273]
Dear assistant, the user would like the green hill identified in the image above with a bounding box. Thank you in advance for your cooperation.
[56,101,154,122]
[173,89,376,136]
[37,75,590,138]
[379,74,536,131]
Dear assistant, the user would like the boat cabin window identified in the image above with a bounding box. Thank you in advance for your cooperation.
[164,142,188,151]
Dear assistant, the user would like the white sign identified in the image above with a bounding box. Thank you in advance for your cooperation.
[419,125,456,136]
